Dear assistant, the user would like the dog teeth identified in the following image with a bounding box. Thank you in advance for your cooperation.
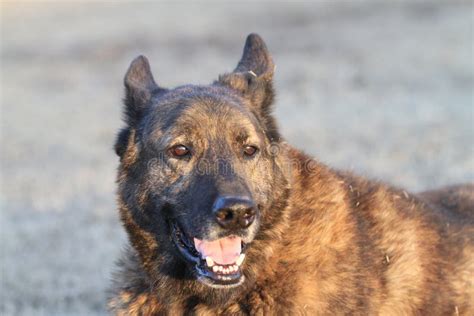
[210,262,240,275]
[236,254,245,266]
[205,257,214,267]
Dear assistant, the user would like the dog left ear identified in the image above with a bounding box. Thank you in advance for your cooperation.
[217,34,275,113]
[217,34,279,141]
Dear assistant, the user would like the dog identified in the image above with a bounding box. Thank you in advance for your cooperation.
[108,34,473,315]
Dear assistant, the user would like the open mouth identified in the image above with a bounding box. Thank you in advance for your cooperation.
[170,220,246,288]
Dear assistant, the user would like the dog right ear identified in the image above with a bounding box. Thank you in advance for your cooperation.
[123,55,165,126]
[116,56,166,158]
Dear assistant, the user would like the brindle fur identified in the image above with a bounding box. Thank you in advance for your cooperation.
[109,34,474,315]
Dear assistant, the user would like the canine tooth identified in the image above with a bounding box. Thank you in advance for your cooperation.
[233,265,238,271]
[213,266,219,273]
[236,254,245,266]
[205,257,214,267]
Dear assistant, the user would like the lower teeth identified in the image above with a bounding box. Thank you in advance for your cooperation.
[207,262,239,275]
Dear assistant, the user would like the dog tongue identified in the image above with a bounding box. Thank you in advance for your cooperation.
[194,236,241,265]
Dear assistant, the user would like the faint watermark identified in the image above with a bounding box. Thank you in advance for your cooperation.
[146,142,319,176]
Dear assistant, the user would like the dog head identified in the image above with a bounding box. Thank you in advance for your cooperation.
[115,34,290,292]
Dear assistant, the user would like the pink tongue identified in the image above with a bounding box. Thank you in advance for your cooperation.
[194,236,241,265]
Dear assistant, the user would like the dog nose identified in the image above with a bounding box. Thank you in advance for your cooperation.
[213,196,257,229]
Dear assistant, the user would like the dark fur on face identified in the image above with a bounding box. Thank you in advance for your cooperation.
[109,34,474,315]
[113,34,291,305]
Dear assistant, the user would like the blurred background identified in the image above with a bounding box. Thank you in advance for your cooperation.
[1,0,472,314]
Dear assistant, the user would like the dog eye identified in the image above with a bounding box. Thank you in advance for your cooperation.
[243,145,258,157]
[169,145,190,158]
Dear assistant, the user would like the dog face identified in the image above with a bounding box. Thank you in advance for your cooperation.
[115,34,289,290]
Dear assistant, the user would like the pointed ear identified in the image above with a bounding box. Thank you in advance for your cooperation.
[217,34,279,141]
[123,55,165,126]
[234,33,274,79]
[217,34,275,112]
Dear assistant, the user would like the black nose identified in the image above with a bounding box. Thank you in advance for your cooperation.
[213,196,257,229]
